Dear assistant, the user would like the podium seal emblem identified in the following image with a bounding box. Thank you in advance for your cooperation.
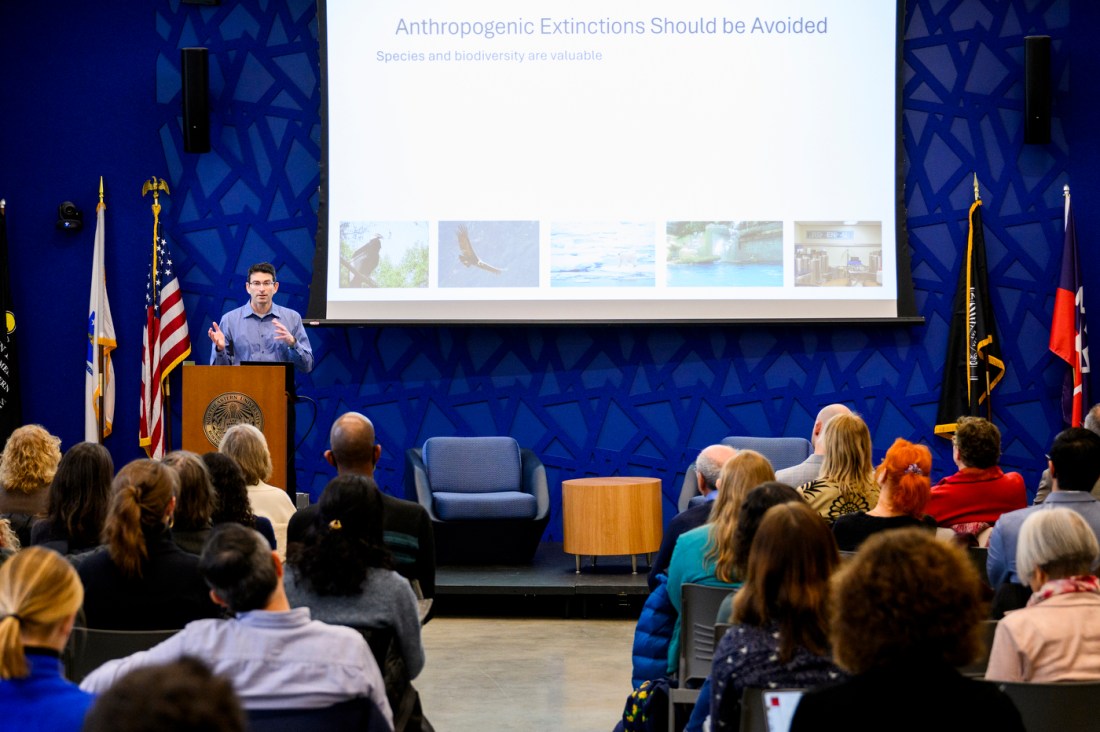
[203,392,264,447]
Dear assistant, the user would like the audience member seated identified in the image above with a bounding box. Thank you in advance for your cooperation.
[289,412,436,604]
[925,416,1026,541]
[30,442,112,555]
[775,403,851,486]
[789,529,1024,731]
[83,657,246,732]
[1034,403,1100,504]
[832,438,936,552]
[0,547,93,732]
[665,450,775,674]
[285,474,424,679]
[710,501,845,727]
[796,413,879,523]
[985,508,1100,682]
[77,459,220,629]
[0,519,18,564]
[647,444,737,590]
[201,452,277,550]
[80,523,392,726]
[162,450,217,555]
[0,424,62,546]
[987,427,1100,591]
[219,424,295,555]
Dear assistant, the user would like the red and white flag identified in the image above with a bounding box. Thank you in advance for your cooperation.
[139,235,190,458]
[1049,189,1090,427]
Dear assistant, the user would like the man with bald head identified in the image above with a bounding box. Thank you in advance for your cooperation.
[775,403,852,487]
[287,412,435,603]
[647,444,736,590]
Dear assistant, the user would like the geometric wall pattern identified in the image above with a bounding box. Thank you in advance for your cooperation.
[149,0,1074,541]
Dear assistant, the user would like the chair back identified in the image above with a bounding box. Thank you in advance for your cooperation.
[247,697,390,732]
[721,437,812,472]
[957,619,997,677]
[983,680,1100,732]
[677,583,735,686]
[739,687,806,732]
[423,436,522,494]
[678,436,812,511]
[64,626,180,683]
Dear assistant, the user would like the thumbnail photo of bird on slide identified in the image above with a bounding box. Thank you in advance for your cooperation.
[340,220,429,288]
[340,220,541,289]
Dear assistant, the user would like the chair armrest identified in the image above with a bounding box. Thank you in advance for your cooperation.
[520,448,550,520]
[403,448,440,521]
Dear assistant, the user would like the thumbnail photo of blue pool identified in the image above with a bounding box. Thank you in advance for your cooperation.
[550,222,656,287]
[438,220,539,288]
[666,221,784,287]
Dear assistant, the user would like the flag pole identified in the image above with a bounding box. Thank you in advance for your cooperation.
[142,177,172,452]
[96,177,106,443]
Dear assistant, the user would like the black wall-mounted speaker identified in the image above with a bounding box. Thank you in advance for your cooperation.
[1024,35,1051,145]
[181,47,211,153]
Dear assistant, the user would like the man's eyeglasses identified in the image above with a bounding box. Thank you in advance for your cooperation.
[248,280,276,288]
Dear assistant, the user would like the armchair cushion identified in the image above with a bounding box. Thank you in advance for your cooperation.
[433,490,538,521]
[423,436,523,494]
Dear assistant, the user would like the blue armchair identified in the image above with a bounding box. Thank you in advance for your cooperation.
[677,436,813,511]
[404,436,550,564]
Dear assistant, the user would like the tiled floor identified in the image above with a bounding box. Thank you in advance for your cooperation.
[417,616,635,731]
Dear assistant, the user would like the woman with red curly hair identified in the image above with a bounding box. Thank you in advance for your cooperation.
[831,438,936,552]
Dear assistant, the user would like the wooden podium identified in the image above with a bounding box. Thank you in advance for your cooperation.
[181,364,293,493]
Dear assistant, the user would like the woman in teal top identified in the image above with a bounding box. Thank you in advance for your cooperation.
[666,450,775,673]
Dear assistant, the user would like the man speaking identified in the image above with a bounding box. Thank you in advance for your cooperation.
[208,263,314,372]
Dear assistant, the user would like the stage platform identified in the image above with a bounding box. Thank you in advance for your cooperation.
[434,542,650,617]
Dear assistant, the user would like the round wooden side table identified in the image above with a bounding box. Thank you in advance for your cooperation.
[562,476,663,574]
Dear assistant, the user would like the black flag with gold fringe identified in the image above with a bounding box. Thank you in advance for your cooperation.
[0,202,22,449]
[934,199,1005,437]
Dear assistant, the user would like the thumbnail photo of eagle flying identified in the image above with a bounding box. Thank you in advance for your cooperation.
[456,224,504,274]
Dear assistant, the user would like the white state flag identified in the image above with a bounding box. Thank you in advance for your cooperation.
[85,198,117,441]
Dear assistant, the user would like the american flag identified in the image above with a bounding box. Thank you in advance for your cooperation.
[139,235,191,458]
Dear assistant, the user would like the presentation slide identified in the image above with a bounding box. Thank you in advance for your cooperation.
[317,0,903,322]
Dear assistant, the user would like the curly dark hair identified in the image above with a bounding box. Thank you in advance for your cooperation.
[731,481,801,580]
[829,528,984,674]
[289,474,393,596]
[953,416,1001,469]
[201,452,256,530]
[44,442,113,550]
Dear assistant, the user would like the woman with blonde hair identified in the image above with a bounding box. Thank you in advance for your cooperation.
[797,413,879,523]
[986,508,1100,682]
[832,438,936,551]
[219,424,295,553]
[0,547,94,730]
[0,424,62,546]
[665,450,775,673]
[77,459,219,630]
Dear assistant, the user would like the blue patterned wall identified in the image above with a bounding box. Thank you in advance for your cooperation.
[0,0,1085,543]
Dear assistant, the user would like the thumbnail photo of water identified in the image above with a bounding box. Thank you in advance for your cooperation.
[339,221,429,289]
[550,222,656,287]
[666,221,783,287]
[438,220,539,288]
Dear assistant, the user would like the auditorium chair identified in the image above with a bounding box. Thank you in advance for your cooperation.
[64,626,180,683]
[248,697,390,732]
[677,436,813,511]
[404,436,550,564]
[668,583,736,731]
[980,680,1100,732]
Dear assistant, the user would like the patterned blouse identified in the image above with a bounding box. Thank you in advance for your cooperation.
[797,478,879,523]
[710,622,846,728]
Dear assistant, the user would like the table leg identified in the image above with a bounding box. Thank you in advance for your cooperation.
[592,556,598,568]
[575,555,581,574]
[631,555,638,574]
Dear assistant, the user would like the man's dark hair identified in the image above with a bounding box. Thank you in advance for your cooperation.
[1049,427,1100,492]
[247,262,276,280]
[199,523,277,613]
[83,656,246,732]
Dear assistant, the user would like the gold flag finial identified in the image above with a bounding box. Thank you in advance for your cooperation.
[142,177,171,302]
[98,176,105,211]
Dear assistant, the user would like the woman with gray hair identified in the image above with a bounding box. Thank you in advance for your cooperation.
[219,424,295,556]
[985,508,1100,682]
